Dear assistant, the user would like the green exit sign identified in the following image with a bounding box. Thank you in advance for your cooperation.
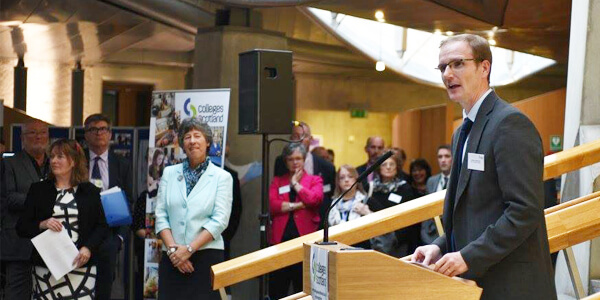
[350,109,368,118]
[550,135,562,151]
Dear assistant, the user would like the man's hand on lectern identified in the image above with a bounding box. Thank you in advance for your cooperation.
[434,251,468,277]
[411,244,441,266]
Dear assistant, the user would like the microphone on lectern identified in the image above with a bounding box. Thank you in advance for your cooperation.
[318,150,394,245]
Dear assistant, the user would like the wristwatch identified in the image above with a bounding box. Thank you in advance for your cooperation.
[186,244,194,254]
[167,246,177,256]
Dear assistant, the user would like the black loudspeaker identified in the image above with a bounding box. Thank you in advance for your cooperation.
[239,49,293,134]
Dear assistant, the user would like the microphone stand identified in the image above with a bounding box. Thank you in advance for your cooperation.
[317,180,362,245]
[316,150,393,245]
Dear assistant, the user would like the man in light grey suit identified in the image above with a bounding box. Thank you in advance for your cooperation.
[411,34,556,299]
[1,120,49,300]
[420,144,452,244]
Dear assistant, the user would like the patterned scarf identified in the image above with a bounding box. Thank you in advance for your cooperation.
[372,177,406,194]
[182,157,210,196]
[336,195,356,222]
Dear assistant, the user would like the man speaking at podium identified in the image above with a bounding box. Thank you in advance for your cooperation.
[411,34,556,299]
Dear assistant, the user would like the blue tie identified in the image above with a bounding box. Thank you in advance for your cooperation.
[92,156,102,180]
[447,118,473,252]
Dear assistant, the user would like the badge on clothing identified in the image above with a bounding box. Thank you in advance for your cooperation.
[388,193,402,204]
[467,153,485,171]
[279,185,291,194]
[91,179,103,189]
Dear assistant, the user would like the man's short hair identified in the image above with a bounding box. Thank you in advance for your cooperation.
[84,114,111,129]
[440,34,492,83]
[437,144,451,152]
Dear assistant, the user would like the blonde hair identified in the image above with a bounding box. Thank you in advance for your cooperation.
[333,164,365,198]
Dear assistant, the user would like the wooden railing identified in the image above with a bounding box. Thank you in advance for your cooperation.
[212,140,600,290]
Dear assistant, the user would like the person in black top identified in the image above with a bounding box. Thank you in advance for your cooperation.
[84,114,133,300]
[1,120,50,300]
[17,139,109,299]
[409,158,432,198]
[364,150,421,257]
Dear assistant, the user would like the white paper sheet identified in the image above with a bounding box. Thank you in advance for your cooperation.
[31,228,79,281]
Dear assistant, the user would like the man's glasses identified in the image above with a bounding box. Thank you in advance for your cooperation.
[86,126,110,134]
[436,58,479,73]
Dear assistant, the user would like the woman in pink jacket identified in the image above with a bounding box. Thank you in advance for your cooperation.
[268,142,323,299]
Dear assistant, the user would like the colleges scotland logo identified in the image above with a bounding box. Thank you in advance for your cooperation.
[183,98,196,117]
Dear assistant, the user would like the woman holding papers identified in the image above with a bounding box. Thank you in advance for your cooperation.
[154,118,232,300]
[17,139,109,299]
[364,150,421,258]
[268,143,323,299]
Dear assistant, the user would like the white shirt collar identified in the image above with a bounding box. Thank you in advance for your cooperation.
[462,88,493,122]
[89,149,109,162]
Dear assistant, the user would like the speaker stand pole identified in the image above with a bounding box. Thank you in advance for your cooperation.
[259,133,270,300]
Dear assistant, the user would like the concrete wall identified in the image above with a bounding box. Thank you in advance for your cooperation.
[0,58,187,126]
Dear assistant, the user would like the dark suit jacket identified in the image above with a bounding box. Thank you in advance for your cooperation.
[274,153,335,227]
[420,173,444,244]
[85,149,133,236]
[222,166,242,260]
[0,151,44,260]
[357,163,369,191]
[16,180,109,268]
[433,92,556,299]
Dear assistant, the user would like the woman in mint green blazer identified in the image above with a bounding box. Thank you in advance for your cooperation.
[155,118,232,300]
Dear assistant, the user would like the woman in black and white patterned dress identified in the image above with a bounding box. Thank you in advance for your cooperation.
[17,139,109,299]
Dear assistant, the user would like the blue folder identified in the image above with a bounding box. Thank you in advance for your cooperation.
[100,189,132,227]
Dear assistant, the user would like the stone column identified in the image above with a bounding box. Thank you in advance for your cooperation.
[192,26,288,299]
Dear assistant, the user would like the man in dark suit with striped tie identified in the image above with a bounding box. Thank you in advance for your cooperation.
[411,34,556,299]
[84,114,133,300]
[420,144,452,244]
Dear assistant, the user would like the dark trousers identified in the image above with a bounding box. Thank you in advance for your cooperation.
[158,249,223,300]
[2,260,32,300]
[96,234,119,300]
[268,262,302,300]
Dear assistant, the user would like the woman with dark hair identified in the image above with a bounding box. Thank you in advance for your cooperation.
[147,148,165,197]
[364,149,420,257]
[268,143,323,299]
[17,139,109,299]
[409,158,432,198]
[155,117,232,300]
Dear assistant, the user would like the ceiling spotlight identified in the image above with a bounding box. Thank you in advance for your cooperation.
[376,61,386,72]
[488,39,497,46]
[487,31,495,38]
[446,31,454,36]
[375,10,384,20]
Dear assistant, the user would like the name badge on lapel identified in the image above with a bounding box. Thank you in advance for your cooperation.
[323,184,331,193]
[467,153,485,172]
[388,193,402,204]
[279,185,291,195]
[91,179,103,189]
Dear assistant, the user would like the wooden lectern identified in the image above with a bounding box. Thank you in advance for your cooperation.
[302,243,482,300]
